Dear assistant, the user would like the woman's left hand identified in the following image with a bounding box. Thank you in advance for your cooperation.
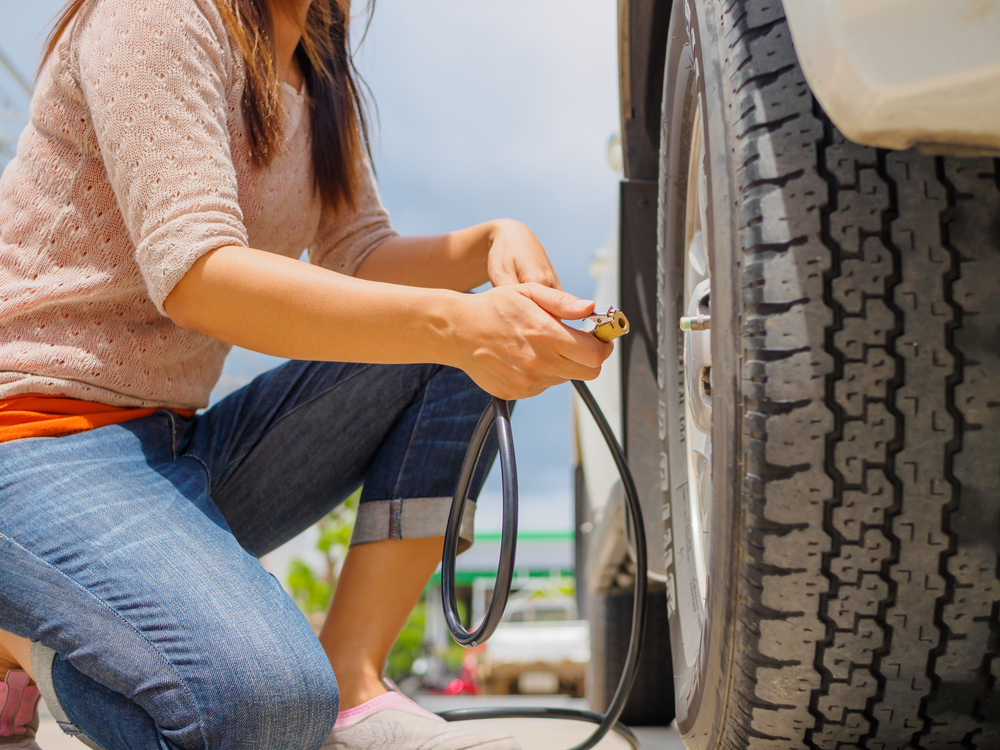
[486,219,562,290]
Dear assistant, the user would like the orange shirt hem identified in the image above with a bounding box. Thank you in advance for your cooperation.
[0,394,195,444]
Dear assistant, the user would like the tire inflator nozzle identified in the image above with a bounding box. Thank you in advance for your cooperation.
[588,308,630,342]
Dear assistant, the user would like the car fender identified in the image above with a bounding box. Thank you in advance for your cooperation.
[783,0,1000,153]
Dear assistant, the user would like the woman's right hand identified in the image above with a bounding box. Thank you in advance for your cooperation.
[449,283,614,401]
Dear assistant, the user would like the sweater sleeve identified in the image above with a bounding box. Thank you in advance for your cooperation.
[75,0,248,315]
[308,160,398,275]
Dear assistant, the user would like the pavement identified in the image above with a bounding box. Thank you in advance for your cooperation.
[34,696,686,749]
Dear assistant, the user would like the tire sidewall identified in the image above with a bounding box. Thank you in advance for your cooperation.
[657,0,744,744]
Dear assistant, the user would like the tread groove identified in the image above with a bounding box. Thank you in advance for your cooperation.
[911,157,966,749]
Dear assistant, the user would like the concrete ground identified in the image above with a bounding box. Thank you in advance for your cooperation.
[35,703,80,750]
[34,696,686,749]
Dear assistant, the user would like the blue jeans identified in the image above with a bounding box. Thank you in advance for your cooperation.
[0,361,492,750]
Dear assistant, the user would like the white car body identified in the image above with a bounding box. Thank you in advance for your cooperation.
[572,216,625,562]
[783,0,1000,153]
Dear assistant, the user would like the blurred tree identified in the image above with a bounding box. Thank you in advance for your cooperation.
[387,601,427,680]
[287,489,358,615]
[286,488,431,681]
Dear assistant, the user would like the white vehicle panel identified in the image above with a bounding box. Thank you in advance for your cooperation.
[783,0,1000,152]
[573,214,623,525]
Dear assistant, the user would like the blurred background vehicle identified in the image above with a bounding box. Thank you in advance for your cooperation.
[472,577,588,698]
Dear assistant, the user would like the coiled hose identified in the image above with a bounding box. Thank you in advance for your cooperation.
[439,381,648,750]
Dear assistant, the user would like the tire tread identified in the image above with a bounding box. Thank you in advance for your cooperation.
[703,1,1000,747]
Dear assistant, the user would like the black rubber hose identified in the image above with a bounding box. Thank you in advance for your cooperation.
[439,380,649,750]
[441,397,518,647]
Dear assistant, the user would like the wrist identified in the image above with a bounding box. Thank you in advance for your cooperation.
[484,218,517,246]
[423,288,474,370]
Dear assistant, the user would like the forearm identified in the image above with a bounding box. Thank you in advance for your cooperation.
[165,240,609,401]
[354,221,501,290]
[164,245,465,365]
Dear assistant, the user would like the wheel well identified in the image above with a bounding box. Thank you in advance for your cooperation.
[618,0,673,180]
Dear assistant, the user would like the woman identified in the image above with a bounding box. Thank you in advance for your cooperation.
[0,0,610,748]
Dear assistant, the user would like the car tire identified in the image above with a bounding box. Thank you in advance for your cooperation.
[656,0,1000,748]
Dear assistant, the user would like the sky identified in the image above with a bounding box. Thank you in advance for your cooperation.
[0,1,621,540]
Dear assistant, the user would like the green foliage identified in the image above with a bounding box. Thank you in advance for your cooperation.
[287,489,359,615]
[285,488,446,682]
[386,601,426,680]
[286,558,334,615]
[315,494,355,562]
[386,600,467,679]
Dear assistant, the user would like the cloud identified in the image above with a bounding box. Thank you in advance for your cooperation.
[356,0,620,297]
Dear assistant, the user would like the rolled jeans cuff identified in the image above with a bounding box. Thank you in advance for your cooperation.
[350,497,475,553]
[30,643,103,750]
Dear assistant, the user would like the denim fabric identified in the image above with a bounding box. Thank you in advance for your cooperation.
[0,361,493,750]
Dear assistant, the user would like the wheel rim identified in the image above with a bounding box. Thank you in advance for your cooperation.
[680,103,712,658]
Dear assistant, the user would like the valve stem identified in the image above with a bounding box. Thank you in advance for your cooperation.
[680,314,711,332]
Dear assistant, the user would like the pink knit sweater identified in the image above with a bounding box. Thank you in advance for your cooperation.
[0,0,397,410]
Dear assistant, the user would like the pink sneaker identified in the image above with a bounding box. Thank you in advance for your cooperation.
[323,691,519,750]
[0,670,41,749]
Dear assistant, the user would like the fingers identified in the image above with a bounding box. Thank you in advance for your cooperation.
[522,274,563,292]
[552,355,603,382]
[511,284,612,369]
[509,313,611,389]
[554,323,614,369]
[485,219,563,291]
[517,283,595,320]
[489,265,520,287]
[517,262,562,291]
[486,360,603,401]
[491,261,560,289]
[519,270,558,287]
[458,283,613,401]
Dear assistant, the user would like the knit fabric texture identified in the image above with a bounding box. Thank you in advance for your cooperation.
[0,0,397,410]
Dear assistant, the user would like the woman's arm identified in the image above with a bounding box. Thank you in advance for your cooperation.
[354,219,562,292]
[163,245,611,400]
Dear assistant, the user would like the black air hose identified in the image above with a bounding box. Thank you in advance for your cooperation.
[439,381,649,750]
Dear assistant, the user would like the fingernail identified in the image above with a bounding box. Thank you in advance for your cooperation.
[577,299,593,308]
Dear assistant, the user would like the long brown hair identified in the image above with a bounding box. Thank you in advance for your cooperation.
[41,0,373,210]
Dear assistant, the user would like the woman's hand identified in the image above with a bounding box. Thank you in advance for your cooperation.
[355,218,561,294]
[449,283,613,400]
[485,219,562,290]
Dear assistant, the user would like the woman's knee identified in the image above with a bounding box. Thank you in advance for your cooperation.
[51,634,338,750]
[205,636,338,750]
